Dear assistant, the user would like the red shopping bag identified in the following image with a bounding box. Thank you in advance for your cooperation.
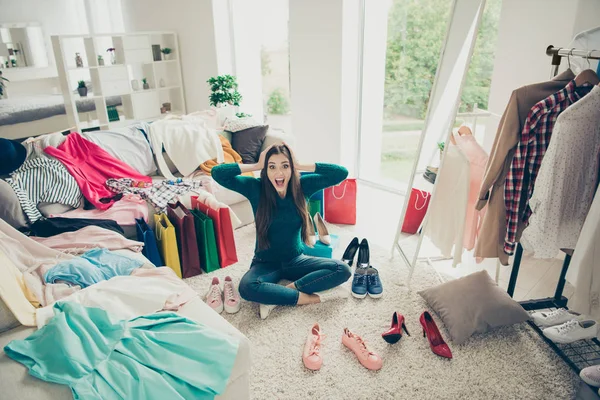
[167,202,202,278]
[401,188,431,234]
[191,196,238,268]
[324,178,357,225]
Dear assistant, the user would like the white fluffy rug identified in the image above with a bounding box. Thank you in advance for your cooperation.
[186,225,579,400]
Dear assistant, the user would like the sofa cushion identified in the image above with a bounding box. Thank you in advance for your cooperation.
[231,125,269,164]
[223,116,262,133]
[0,300,19,334]
[0,179,28,229]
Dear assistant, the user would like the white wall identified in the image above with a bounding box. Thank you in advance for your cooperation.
[121,0,221,112]
[289,0,345,164]
[231,0,264,120]
[486,0,600,146]
[0,0,88,84]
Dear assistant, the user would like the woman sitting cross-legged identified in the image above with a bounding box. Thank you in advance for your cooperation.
[211,144,351,319]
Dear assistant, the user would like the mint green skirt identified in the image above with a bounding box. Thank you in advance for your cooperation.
[4,302,239,400]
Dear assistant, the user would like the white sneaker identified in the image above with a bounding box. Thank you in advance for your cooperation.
[580,365,600,387]
[531,308,583,327]
[316,286,350,303]
[542,319,598,344]
[259,304,277,319]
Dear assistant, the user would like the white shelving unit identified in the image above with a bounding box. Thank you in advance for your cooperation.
[51,31,186,132]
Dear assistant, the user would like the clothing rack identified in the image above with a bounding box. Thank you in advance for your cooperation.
[506,45,599,310]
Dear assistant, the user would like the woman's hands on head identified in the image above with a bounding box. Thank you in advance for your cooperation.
[257,144,275,168]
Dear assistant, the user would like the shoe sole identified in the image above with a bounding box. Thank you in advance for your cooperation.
[209,302,224,314]
[580,373,600,387]
[224,302,241,314]
[368,292,383,299]
[382,333,401,344]
[352,291,367,299]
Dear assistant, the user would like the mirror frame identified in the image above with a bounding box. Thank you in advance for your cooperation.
[0,22,49,69]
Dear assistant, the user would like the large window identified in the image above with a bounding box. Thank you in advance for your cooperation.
[358,0,501,190]
[259,0,291,134]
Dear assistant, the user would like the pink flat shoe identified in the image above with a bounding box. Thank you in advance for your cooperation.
[206,277,223,314]
[223,276,241,314]
[303,323,325,371]
[342,328,382,371]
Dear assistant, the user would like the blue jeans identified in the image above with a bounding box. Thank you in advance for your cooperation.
[238,254,352,306]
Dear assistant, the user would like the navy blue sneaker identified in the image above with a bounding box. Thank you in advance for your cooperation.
[366,267,383,298]
[351,267,368,299]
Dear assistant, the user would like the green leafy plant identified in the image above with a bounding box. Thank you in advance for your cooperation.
[77,80,86,89]
[142,78,148,85]
[207,75,242,107]
[266,88,289,115]
[161,47,172,55]
[0,71,9,97]
[97,55,103,61]
[236,112,252,118]
[437,141,445,152]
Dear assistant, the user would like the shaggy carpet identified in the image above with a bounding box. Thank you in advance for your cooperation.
[185,225,579,400]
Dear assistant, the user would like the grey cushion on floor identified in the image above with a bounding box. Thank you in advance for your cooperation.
[418,270,530,344]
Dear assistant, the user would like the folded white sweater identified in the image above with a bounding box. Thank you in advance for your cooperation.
[149,115,225,179]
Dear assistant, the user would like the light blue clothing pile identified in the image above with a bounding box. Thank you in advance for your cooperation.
[4,302,239,400]
[44,248,144,287]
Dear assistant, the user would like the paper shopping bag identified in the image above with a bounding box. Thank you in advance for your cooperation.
[324,178,357,225]
[154,213,182,278]
[401,188,431,234]
[135,218,163,267]
[167,202,202,278]
[191,196,238,268]
[190,209,220,273]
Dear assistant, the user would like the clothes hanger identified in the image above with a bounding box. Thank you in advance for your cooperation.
[457,126,472,136]
[574,49,600,87]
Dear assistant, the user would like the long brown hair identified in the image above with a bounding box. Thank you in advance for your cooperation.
[255,145,311,250]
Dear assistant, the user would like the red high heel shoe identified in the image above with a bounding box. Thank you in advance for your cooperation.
[382,312,410,344]
[420,311,452,359]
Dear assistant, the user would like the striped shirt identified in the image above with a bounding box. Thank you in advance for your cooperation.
[5,157,82,224]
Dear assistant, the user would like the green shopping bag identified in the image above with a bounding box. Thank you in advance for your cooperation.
[308,199,322,220]
[190,209,220,273]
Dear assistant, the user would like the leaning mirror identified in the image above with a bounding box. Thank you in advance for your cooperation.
[0,23,49,69]
[391,0,488,285]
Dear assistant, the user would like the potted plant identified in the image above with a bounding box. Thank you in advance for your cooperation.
[97,55,104,66]
[77,80,87,97]
[207,75,242,125]
[0,71,9,99]
[142,78,149,90]
[437,141,445,160]
[106,47,116,65]
[161,47,172,60]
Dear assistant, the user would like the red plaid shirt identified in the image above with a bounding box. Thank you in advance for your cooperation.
[504,80,591,254]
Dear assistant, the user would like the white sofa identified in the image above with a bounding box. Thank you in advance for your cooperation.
[0,251,252,399]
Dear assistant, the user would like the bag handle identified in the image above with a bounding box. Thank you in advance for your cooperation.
[331,181,348,200]
[413,189,430,211]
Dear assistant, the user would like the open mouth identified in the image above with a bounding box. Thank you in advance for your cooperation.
[274,177,286,189]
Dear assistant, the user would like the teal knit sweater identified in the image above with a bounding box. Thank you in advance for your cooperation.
[211,163,348,262]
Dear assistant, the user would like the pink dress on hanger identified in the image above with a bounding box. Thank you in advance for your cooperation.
[455,134,488,251]
[45,133,152,210]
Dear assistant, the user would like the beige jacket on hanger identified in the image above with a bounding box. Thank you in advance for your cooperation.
[474,69,575,265]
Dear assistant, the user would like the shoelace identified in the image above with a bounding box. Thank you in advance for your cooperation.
[354,274,367,284]
[368,275,380,285]
[557,320,578,334]
[309,334,326,356]
[545,308,567,319]
[224,282,235,300]
[209,285,221,303]
[352,333,374,356]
